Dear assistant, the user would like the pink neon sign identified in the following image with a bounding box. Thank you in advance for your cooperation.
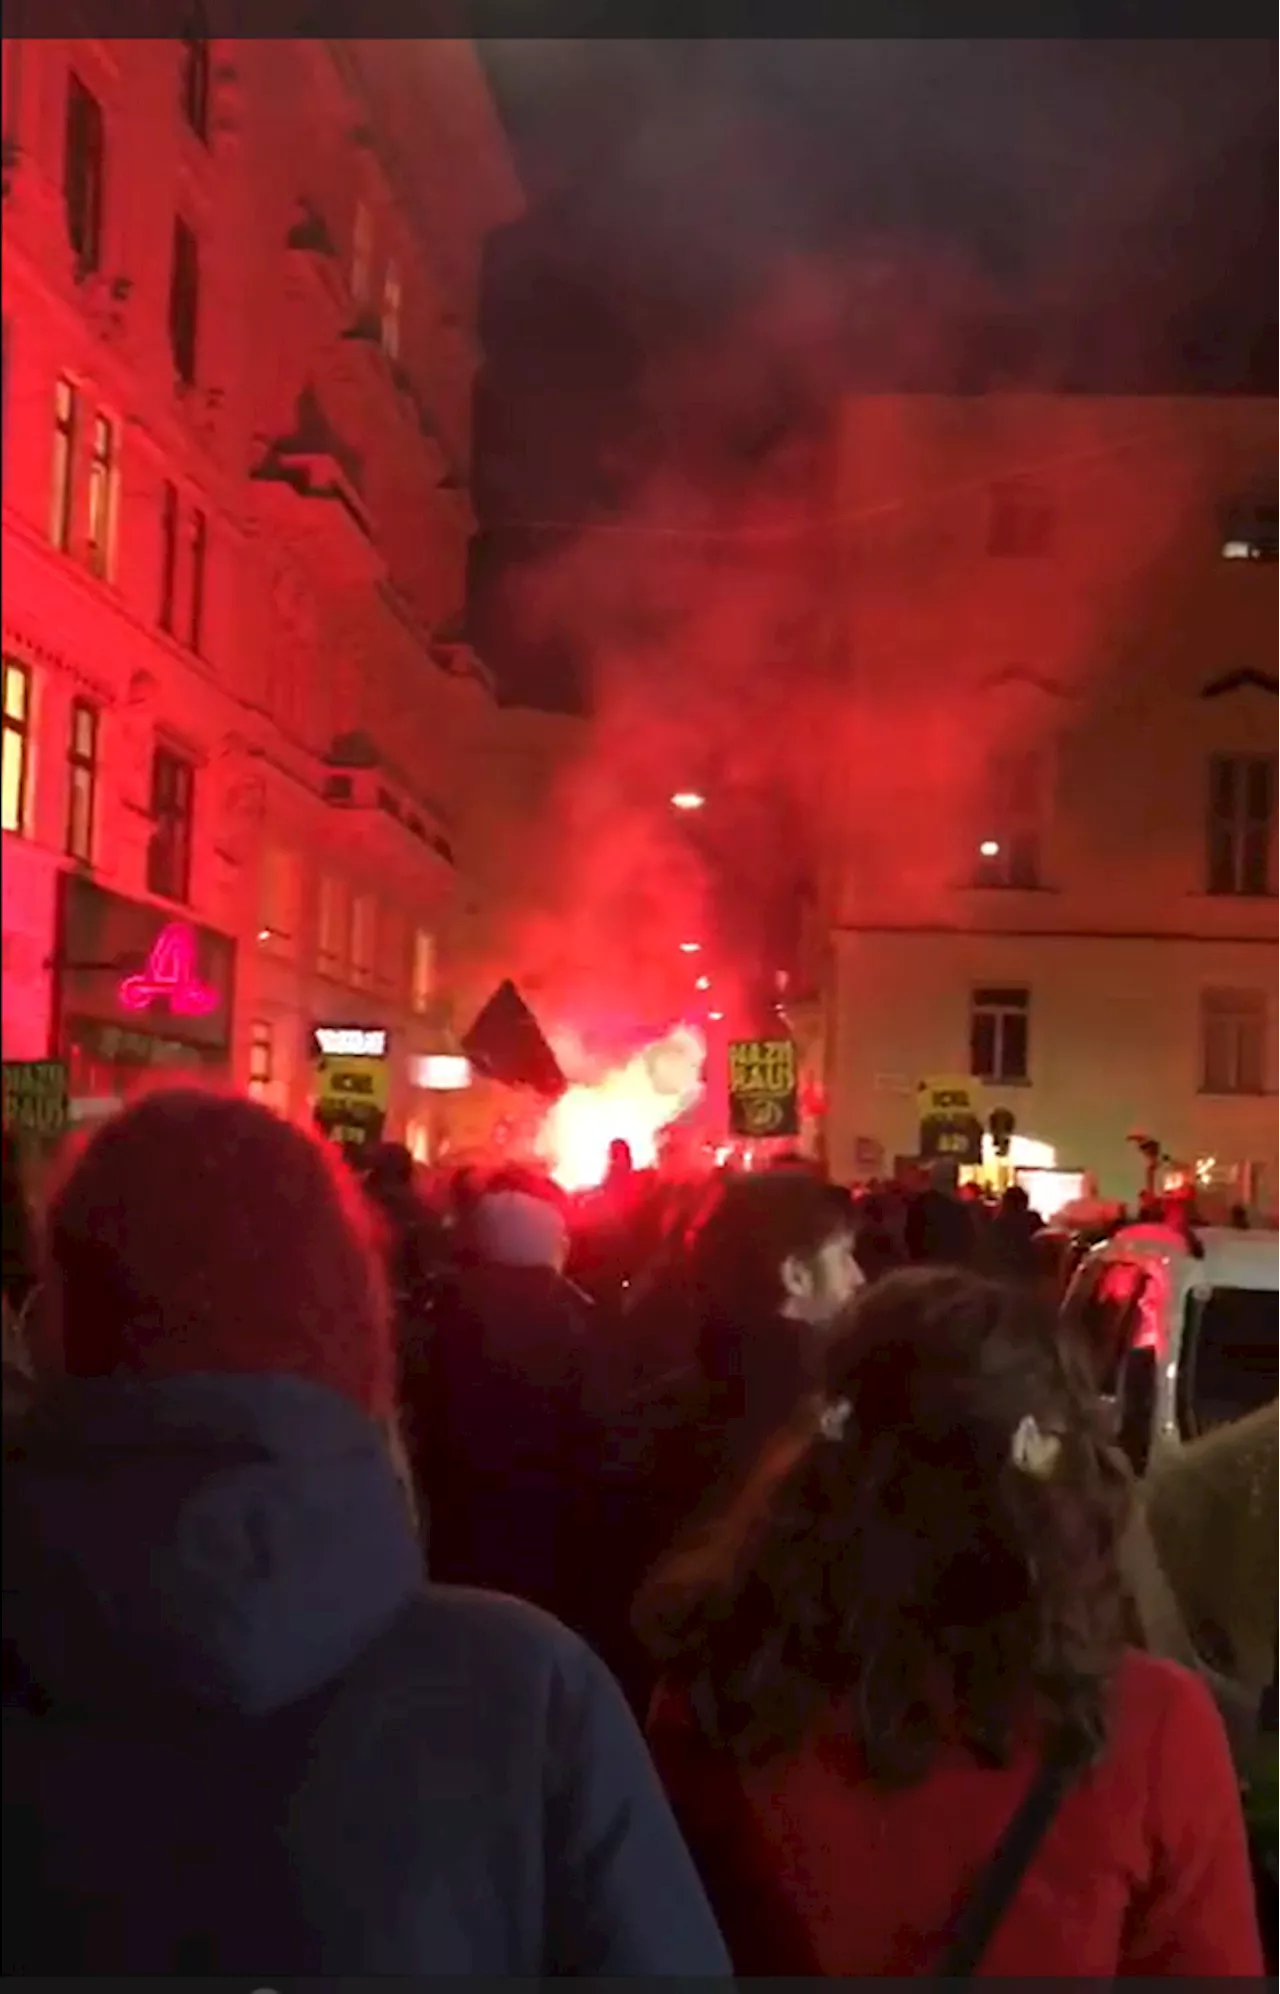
[117,922,219,1019]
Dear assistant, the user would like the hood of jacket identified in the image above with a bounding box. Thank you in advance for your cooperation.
[3,1372,422,1719]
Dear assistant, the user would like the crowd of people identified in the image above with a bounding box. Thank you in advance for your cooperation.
[2,1095,1274,1975]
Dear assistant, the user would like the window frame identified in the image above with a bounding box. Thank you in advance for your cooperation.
[1199,988,1267,1098]
[2,656,34,838]
[159,478,180,632]
[1206,753,1275,898]
[50,375,79,552]
[85,409,119,581]
[63,69,106,276]
[65,695,99,864]
[248,1017,274,1096]
[189,506,207,653]
[179,11,211,143]
[168,215,201,387]
[970,984,1031,1085]
[146,744,195,903]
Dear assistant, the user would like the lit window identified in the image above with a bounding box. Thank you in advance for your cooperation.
[411,928,434,1014]
[258,845,299,955]
[248,1018,274,1098]
[317,875,348,978]
[973,750,1046,890]
[970,986,1031,1085]
[1201,990,1267,1097]
[146,746,195,903]
[1207,754,1275,898]
[377,903,404,994]
[63,71,105,275]
[86,412,118,580]
[66,697,98,863]
[351,200,372,305]
[381,260,402,361]
[2,658,33,836]
[179,9,211,142]
[351,892,376,989]
[50,376,79,551]
[159,479,179,631]
[168,216,200,386]
[189,507,207,653]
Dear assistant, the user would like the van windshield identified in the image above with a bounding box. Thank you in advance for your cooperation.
[1185,1285,1278,1433]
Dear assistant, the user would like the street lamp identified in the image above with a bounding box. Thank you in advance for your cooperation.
[695,974,711,991]
[671,791,706,813]
[978,839,1001,859]
[679,941,702,955]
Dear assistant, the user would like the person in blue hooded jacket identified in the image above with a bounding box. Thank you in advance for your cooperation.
[1,1086,731,1979]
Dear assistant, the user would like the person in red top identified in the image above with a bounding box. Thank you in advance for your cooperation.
[639,1267,1264,1977]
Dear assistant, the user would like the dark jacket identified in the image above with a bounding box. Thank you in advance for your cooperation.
[2,1372,730,1977]
[412,1263,600,1623]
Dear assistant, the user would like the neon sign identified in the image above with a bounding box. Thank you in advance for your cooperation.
[117,922,219,1019]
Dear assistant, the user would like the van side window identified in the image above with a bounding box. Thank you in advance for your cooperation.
[1064,1260,1150,1394]
[1183,1286,1278,1434]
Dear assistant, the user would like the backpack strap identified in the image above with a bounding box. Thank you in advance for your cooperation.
[935,1732,1087,1978]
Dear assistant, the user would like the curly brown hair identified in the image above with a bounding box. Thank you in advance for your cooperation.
[636,1266,1132,1784]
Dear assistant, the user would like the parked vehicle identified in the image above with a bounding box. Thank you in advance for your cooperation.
[1062,1224,1278,1476]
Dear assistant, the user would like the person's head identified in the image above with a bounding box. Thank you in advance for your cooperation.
[606,1137,634,1180]
[1001,1183,1030,1217]
[638,1266,1130,1782]
[469,1175,569,1274]
[46,1086,393,1417]
[687,1173,862,1331]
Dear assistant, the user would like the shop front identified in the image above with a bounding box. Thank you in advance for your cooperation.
[55,875,236,1118]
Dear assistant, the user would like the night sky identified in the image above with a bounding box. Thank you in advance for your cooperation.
[467,39,1277,708]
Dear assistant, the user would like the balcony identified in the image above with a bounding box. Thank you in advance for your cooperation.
[249,449,385,588]
[321,732,456,877]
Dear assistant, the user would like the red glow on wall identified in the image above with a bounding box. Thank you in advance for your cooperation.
[117,922,218,1019]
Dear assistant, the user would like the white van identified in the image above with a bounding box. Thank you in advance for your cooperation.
[1062,1224,1278,1475]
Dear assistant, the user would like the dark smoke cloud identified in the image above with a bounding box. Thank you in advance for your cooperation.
[470,40,1275,1054]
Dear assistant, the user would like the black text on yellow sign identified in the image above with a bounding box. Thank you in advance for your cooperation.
[727,1037,800,1139]
[3,1059,69,1138]
[315,1053,390,1114]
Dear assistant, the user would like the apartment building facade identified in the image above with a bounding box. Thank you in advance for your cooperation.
[1,34,524,1150]
[820,392,1277,1207]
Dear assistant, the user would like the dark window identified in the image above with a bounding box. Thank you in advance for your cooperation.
[1207,754,1275,897]
[63,72,105,275]
[1183,1286,1278,1433]
[970,985,1030,1084]
[1200,989,1267,1096]
[179,12,211,142]
[147,746,195,902]
[974,749,1045,889]
[168,217,200,386]
[988,479,1054,558]
[66,698,98,863]
[2,657,33,836]
[1221,501,1278,564]
[159,480,179,631]
[86,411,117,579]
[189,508,207,652]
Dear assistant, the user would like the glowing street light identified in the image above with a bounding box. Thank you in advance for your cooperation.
[978,839,1001,859]
[695,974,711,991]
[679,941,702,954]
[670,791,706,813]
[708,1010,725,1022]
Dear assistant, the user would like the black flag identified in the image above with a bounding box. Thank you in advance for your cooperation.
[461,980,566,1099]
